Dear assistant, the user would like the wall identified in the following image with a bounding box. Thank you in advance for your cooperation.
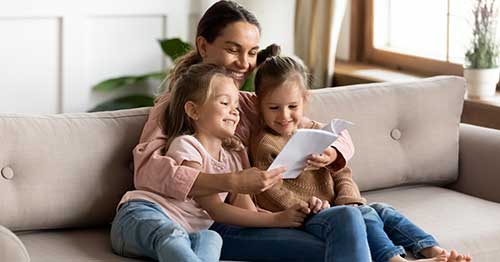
[0,0,296,113]
[0,0,190,113]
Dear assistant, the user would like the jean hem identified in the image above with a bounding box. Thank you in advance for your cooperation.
[412,239,440,259]
[376,245,405,262]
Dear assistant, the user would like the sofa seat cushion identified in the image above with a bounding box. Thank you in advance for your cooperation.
[363,185,500,261]
[17,227,143,262]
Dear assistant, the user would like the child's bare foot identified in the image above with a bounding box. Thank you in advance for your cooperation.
[447,250,472,262]
[420,246,447,258]
[389,253,447,262]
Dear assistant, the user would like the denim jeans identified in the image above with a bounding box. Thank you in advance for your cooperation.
[110,200,222,262]
[358,202,439,262]
[210,205,371,262]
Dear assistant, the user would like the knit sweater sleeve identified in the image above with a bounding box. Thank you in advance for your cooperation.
[251,134,308,212]
[331,166,366,205]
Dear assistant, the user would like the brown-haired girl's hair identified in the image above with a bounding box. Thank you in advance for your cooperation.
[161,63,231,147]
[165,0,261,92]
[254,56,311,99]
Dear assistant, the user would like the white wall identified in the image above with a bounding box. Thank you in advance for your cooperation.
[0,0,296,113]
[0,0,191,113]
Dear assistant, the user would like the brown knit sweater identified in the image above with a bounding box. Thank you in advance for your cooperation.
[250,123,366,212]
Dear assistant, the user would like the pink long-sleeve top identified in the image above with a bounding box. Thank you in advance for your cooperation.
[120,135,250,233]
[131,91,355,202]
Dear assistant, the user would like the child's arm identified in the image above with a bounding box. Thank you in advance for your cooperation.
[226,193,258,212]
[331,166,367,206]
[194,193,308,228]
[183,160,309,227]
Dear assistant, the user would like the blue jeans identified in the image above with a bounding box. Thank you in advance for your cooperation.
[110,200,222,262]
[358,202,439,262]
[210,205,371,262]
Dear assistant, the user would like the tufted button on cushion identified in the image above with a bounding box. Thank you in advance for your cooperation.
[390,128,402,140]
[1,166,14,180]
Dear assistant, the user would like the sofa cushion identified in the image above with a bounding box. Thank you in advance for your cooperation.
[363,186,500,261]
[306,76,466,191]
[0,108,149,231]
[17,227,142,262]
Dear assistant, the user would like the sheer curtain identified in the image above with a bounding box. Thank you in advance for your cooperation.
[295,0,347,88]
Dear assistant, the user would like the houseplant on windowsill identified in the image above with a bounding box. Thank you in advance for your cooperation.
[464,0,500,98]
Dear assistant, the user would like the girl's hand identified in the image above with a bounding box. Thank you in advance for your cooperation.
[235,167,285,194]
[273,203,310,227]
[305,147,338,170]
[308,196,330,213]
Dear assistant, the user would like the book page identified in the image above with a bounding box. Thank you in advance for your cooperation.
[267,129,338,179]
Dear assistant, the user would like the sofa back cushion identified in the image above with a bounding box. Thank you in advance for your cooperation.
[306,76,465,191]
[0,108,149,231]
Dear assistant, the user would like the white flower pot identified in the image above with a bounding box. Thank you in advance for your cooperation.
[463,67,500,98]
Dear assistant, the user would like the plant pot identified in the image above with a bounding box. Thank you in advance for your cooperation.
[463,67,500,98]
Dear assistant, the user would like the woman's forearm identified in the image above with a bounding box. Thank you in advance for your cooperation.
[188,167,285,198]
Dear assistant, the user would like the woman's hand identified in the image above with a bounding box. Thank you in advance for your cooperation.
[234,167,285,194]
[273,203,310,227]
[305,147,338,171]
[308,196,330,214]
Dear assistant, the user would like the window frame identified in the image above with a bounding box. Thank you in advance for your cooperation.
[361,0,463,76]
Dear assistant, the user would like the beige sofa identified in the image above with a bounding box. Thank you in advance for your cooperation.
[1,76,500,262]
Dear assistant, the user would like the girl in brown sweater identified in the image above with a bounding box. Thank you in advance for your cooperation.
[250,55,471,262]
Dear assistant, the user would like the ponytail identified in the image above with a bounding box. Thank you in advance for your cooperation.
[257,44,281,66]
[167,50,202,91]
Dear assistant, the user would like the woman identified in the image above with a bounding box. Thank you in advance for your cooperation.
[126,1,370,261]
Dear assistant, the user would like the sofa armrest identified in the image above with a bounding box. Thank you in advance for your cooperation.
[448,124,500,203]
[0,225,30,262]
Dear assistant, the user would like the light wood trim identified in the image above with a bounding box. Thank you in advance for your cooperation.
[349,0,365,61]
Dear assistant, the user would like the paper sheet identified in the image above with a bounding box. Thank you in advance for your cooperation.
[267,119,354,179]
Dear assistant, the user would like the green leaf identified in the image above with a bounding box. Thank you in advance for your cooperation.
[92,72,166,92]
[88,94,155,112]
[240,73,255,92]
[159,38,193,61]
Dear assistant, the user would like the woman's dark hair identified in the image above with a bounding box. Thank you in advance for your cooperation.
[166,0,261,91]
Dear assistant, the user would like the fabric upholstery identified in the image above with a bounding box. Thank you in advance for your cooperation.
[306,76,466,191]
[17,227,142,262]
[0,225,30,262]
[448,124,500,203]
[0,108,149,231]
[363,186,500,261]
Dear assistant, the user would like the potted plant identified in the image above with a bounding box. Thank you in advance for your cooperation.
[464,0,500,98]
[88,38,192,112]
[89,38,255,112]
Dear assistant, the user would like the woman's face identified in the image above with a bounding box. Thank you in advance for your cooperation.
[198,21,260,87]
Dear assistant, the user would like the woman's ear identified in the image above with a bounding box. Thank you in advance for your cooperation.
[184,101,199,121]
[196,36,208,59]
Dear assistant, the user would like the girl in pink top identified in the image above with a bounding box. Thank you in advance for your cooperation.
[111,63,309,262]
[114,1,372,261]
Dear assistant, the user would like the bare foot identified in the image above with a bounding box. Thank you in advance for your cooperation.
[420,246,447,258]
[448,250,472,262]
[389,253,447,262]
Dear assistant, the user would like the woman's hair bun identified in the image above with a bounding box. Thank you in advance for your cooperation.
[257,44,281,66]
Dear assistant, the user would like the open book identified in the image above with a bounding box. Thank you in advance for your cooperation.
[267,119,353,179]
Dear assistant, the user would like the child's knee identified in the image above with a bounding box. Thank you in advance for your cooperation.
[198,230,223,247]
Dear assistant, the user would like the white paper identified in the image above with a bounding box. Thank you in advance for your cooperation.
[322,119,354,135]
[267,118,354,179]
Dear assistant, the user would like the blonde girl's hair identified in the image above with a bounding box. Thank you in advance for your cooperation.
[160,63,242,150]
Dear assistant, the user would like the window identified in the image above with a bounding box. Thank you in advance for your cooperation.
[365,0,480,75]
